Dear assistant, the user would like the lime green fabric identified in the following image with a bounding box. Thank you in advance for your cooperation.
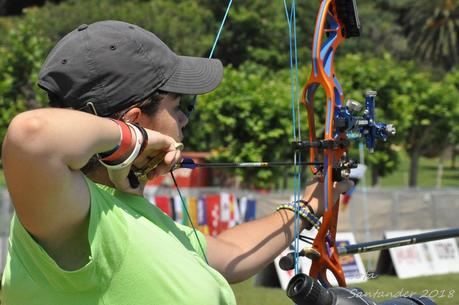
[1,178,236,305]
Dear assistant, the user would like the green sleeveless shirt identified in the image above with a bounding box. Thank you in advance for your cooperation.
[1,178,236,305]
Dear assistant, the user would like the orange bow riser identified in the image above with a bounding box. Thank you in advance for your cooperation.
[301,0,360,287]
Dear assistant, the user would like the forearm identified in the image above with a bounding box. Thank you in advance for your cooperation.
[209,202,317,283]
[5,108,120,170]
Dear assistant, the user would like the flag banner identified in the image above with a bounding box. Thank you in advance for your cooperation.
[154,196,173,218]
[239,197,247,221]
[205,194,221,236]
[244,198,257,221]
[220,193,231,222]
[219,193,231,231]
[228,194,241,228]
[148,192,256,234]
[187,196,199,226]
[173,195,184,224]
[198,196,207,226]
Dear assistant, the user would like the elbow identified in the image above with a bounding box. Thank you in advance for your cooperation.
[3,111,50,155]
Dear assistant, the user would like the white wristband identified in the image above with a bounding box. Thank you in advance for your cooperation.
[100,123,144,170]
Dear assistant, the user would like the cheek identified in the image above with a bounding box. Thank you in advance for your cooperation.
[142,111,179,136]
[140,110,165,130]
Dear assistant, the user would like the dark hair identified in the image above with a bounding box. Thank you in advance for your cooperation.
[111,91,169,119]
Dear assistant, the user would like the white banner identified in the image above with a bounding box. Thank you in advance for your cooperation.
[386,229,459,279]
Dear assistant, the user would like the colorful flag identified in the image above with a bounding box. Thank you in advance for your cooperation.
[187,196,199,226]
[198,196,207,226]
[243,198,256,221]
[154,195,173,218]
[228,194,241,228]
[173,195,184,224]
[219,193,231,231]
[205,194,221,236]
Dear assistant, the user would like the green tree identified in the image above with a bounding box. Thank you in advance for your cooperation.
[197,0,408,70]
[337,53,458,186]
[381,0,459,71]
[443,69,459,168]
[0,17,49,146]
[16,0,215,57]
[405,0,459,70]
[183,64,294,189]
[0,0,216,147]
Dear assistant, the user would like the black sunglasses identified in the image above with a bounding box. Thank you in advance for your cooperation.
[179,95,196,118]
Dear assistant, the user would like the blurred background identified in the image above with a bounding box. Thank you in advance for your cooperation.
[0,0,458,304]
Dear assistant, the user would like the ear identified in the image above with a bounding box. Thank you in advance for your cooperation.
[122,107,142,123]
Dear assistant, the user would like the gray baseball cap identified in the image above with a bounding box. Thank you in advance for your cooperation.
[38,20,223,117]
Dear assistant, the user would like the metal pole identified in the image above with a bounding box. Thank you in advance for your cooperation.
[359,142,372,270]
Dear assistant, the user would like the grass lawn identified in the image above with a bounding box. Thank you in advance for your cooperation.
[377,152,459,188]
[231,273,459,305]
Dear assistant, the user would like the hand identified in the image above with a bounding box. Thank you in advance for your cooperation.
[107,129,182,195]
[302,177,354,217]
[133,129,183,180]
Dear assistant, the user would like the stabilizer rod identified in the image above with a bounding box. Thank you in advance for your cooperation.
[338,227,459,255]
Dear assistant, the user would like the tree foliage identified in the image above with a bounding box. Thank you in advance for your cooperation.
[184,64,293,189]
[0,0,458,188]
[337,53,459,186]
[14,0,215,57]
[380,0,459,72]
[0,16,49,144]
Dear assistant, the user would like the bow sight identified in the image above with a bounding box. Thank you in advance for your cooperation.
[292,90,396,180]
[334,91,396,153]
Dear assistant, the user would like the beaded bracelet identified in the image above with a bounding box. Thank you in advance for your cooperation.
[276,200,321,230]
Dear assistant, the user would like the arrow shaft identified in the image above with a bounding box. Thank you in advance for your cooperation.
[178,161,322,169]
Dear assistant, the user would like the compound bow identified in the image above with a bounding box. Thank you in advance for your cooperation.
[286,0,395,288]
[170,0,395,288]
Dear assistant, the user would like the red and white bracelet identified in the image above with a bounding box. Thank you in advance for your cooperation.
[98,120,147,170]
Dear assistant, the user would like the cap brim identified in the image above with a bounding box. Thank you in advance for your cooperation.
[159,56,223,95]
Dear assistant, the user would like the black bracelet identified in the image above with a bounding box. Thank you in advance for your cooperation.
[132,124,148,155]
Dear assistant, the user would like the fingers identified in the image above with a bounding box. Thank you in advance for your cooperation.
[136,142,183,182]
[144,130,178,151]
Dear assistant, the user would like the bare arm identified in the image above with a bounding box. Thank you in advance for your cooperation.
[2,109,121,239]
[2,108,179,242]
[205,179,353,283]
